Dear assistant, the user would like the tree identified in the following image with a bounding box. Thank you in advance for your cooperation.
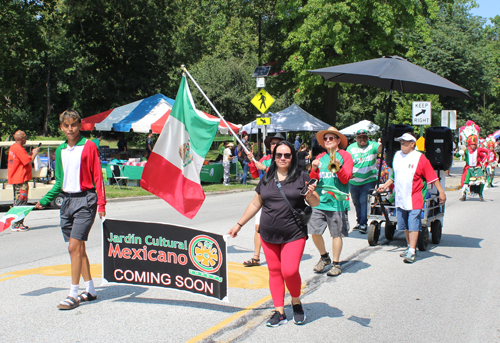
[275,0,443,125]
[0,0,48,136]
[62,0,178,116]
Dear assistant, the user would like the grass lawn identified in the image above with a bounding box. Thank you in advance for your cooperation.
[105,181,256,198]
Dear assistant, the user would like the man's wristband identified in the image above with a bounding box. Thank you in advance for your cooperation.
[237,222,244,228]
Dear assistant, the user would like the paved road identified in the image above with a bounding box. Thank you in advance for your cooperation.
[1,168,498,342]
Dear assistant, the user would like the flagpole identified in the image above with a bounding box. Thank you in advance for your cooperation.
[181,65,257,163]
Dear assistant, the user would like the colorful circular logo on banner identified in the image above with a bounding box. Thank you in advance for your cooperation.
[189,235,222,273]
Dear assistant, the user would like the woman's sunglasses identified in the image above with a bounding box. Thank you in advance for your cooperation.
[276,153,292,159]
[323,136,338,142]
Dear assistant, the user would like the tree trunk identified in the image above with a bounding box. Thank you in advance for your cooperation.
[323,83,339,126]
[44,63,50,136]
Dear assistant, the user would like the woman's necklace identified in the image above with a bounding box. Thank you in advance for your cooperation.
[277,170,288,181]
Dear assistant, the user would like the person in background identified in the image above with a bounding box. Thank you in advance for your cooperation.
[297,144,309,172]
[228,140,319,327]
[117,136,127,152]
[346,129,382,234]
[239,133,250,185]
[457,133,488,201]
[308,127,353,277]
[223,142,234,186]
[310,133,325,161]
[295,135,301,151]
[8,130,40,231]
[36,110,106,310]
[377,133,446,263]
[145,131,154,158]
[92,133,102,149]
[243,133,285,267]
[485,137,497,188]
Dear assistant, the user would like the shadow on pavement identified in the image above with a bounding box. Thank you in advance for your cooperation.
[115,291,248,313]
[21,286,67,296]
[434,234,483,248]
[347,315,372,328]
[342,260,371,274]
[228,245,253,254]
[299,302,344,324]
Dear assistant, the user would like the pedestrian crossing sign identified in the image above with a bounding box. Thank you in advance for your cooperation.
[251,89,275,114]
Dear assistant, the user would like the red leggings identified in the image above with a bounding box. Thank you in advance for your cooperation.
[261,236,306,308]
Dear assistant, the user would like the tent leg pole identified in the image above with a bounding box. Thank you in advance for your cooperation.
[376,85,393,188]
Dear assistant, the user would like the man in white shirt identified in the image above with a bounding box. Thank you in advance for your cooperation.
[378,133,446,263]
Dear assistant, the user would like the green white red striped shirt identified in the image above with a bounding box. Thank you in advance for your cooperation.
[40,136,106,212]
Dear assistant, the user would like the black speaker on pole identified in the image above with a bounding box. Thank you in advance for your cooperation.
[425,126,453,171]
[385,124,414,168]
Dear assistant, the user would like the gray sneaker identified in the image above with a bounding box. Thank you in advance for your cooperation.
[403,252,416,263]
[327,264,342,276]
[358,224,367,234]
[352,224,360,231]
[400,248,409,257]
[313,257,331,273]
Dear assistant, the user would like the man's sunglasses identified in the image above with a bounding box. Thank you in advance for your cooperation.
[276,153,292,159]
[323,136,338,142]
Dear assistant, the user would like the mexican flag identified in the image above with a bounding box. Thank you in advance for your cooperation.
[0,206,34,232]
[141,76,220,219]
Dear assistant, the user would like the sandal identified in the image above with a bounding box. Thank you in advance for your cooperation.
[57,296,79,310]
[77,291,97,302]
[243,257,260,267]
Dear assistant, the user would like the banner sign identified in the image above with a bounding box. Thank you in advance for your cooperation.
[102,219,227,300]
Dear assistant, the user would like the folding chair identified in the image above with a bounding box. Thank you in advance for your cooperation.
[111,164,130,190]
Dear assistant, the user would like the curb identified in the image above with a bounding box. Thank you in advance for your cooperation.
[106,182,460,203]
[106,186,257,203]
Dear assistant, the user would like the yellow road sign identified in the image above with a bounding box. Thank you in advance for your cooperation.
[416,136,425,151]
[251,89,275,114]
[256,117,271,125]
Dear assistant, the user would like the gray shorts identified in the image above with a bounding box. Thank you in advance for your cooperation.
[60,190,98,242]
[308,208,349,238]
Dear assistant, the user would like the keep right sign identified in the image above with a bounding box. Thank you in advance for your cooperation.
[412,101,431,125]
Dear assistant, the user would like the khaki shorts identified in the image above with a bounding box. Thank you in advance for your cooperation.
[308,208,349,238]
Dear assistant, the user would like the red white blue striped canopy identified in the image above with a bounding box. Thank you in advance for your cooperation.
[81,93,240,134]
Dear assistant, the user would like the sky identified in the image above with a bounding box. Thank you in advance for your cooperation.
[470,0,499,23]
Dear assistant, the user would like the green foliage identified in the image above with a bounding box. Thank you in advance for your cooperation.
[1,0,499,142]
[276,0,441,98]
[188,55,257,124]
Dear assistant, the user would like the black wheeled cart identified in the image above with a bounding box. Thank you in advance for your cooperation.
[366,190,445,251]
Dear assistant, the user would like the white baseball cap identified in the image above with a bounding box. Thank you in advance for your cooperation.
[398,133,416,143]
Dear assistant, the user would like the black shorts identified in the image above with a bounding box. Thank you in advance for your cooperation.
[60,190,98,242]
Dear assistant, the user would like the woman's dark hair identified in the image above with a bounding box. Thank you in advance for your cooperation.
[263,140,300,185]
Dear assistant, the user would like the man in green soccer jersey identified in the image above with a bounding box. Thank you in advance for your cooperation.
[346,129,382,234]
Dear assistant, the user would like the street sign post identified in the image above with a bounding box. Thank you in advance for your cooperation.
[412,101,431,125]
[251,89,275,114]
